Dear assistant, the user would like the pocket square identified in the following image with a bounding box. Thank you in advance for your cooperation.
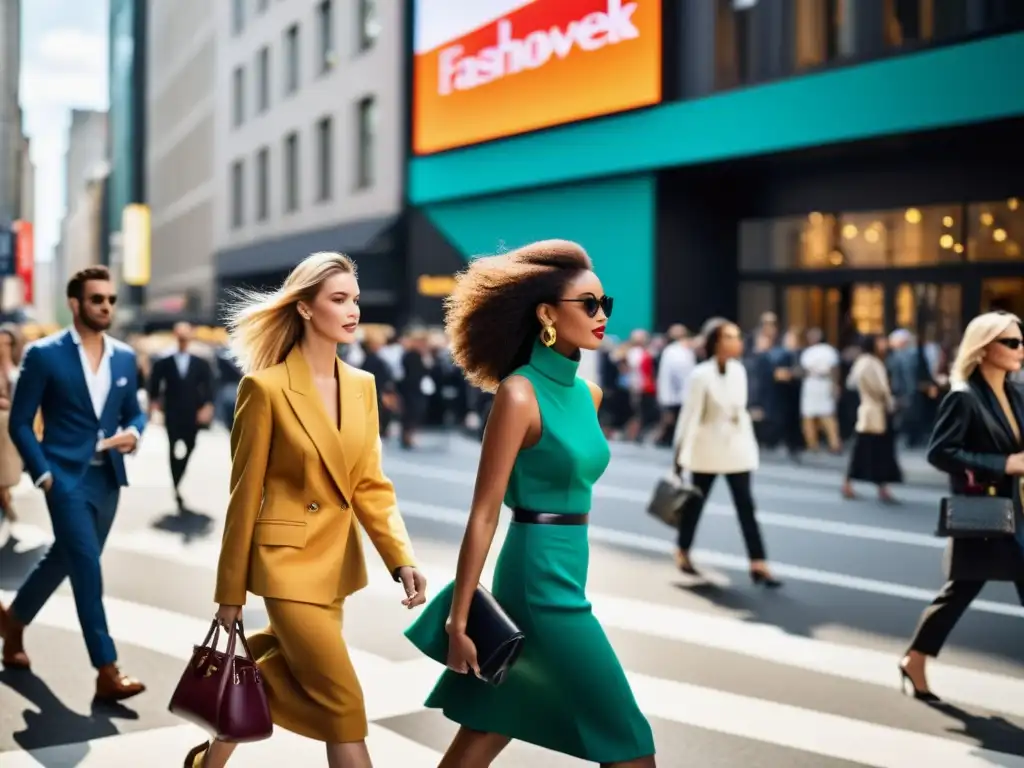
[116,377,128,387]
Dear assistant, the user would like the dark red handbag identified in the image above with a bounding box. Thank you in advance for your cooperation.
[168,619,273,743]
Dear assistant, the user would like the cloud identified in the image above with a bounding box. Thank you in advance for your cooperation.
[37,28,106,68]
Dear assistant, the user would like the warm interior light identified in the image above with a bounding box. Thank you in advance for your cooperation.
[980,212,995,227]
[842,224,858,239]
[1008,198,1019,211]
[942,215,954,227]
[993,228,1008,242]
[939,234,954,249]
[905,208,922,224]
[864,228,880,243]
[953,243,964,254]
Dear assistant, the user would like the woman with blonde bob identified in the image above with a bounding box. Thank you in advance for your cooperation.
[900,311,1024,700]
[185,252,427,768]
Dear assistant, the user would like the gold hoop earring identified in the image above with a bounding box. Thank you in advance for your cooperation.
[540,324,556,347]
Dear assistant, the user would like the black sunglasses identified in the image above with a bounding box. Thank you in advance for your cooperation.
[561,295,613,319]
[87,293,118,306]
[994,337,1022,350]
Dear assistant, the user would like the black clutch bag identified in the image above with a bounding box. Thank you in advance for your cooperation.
[466,586,524,686]
[936,471,1018,539]
[646,472,704,528]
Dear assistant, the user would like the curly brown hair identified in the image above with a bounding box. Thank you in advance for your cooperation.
[444,239,593,392]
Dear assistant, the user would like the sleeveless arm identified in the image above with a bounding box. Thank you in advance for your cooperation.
[351,374,416,577]
[585,380,603,410]
[215,375,272,606]
[447,376,536,632]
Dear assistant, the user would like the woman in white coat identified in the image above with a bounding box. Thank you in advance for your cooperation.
[672,320,781,587]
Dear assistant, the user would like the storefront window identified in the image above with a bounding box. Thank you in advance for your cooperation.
[740,204,969,271]
[738,282,775,331]
[967,198,1023,262]
[896,283,961,345]
[709,0,1024,91]
[981,278,1024,318]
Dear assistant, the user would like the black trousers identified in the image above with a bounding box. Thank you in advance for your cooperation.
[908,579,1024,656]
[168,430,197,493]
[676,471,767,561]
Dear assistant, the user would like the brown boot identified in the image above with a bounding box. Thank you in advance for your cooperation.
[95,663,146,702]
[0,604,31,670]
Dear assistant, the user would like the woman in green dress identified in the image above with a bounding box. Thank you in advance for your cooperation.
[405,240,657,767]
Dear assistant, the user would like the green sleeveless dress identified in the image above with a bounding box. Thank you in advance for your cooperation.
[405,340,655,762]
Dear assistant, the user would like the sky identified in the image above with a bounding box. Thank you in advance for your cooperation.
[19,0,109,263]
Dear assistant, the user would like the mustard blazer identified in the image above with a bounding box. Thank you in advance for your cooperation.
[214,346,416,607]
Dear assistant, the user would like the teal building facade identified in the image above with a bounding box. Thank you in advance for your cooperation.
[405,2,1024,346]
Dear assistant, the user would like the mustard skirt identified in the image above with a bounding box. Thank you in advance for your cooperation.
[247,597,367,743]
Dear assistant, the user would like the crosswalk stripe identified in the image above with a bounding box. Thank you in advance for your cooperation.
[394,500,1024,619]
[2,589,1021,767]
[5,518,1023,719]
[383,457,948,550]
[0,722,445,767]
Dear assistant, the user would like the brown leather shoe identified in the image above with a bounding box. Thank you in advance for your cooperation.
[95,664,146,702]
[0,604,31,670]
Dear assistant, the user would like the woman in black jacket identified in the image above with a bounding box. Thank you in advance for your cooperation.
[900,311,1024,700]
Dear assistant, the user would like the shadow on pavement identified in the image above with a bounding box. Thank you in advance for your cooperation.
[150,508,214,544]
[927,700,1024,758]
[0,668,138,763]
[0,537,48,591]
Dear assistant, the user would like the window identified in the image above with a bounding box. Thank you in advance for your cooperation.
[256,147,270,221]
[739,205,970,272]
[317,0,334,72]
[284,132,299,213]
[232,66,245,126]
[232,0,245,35]
[284,24,300,94]
[355,96,375,189]
[316,116,333,201]
[967,198,1022,262]
[256,47,270,113]
[358,0,379,52]
[231,160,245,228]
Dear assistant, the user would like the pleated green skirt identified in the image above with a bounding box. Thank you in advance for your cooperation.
[405,521,655,762]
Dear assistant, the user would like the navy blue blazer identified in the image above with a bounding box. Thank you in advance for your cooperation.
[7,329,147,487]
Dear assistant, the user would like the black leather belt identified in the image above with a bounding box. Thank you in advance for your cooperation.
[512,508,589,525]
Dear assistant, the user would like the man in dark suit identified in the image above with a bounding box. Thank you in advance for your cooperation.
[0,265,147,700]
[147,322,213,510]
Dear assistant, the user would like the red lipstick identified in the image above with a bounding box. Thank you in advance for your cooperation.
[593,325,606,339]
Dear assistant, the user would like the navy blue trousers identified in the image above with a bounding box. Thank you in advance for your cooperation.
[11,464,120,668]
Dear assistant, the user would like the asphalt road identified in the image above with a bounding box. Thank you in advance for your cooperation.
[0,426,1021,767]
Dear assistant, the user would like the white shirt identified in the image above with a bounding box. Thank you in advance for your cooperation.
[174,351,191,379]
[799,343,839,417]
[656,341,696,407]
[34,328,136,488]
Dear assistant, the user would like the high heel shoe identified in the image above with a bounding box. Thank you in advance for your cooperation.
[183,741,209,768]
[675,551,700,576]
[898,666,940,702]
[750,570,783,588]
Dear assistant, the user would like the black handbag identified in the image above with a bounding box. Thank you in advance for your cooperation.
[936,471,1018,539]
[647,471,703,528]
[465,586,524,687]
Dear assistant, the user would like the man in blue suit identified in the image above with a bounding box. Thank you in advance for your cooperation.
[0,265,148,702]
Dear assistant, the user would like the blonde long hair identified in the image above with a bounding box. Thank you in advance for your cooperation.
[950,311,1022,386]
[225,251,357,374]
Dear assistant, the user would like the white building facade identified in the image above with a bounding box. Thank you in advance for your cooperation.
[213,0,405,323]
[144,0,217,318]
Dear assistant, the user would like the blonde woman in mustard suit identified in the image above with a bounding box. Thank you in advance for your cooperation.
[185,252,428,768]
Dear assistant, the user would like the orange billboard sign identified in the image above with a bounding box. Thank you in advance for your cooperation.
[412,0,661,156]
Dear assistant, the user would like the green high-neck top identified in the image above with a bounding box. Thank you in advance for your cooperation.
[503,340,611,515]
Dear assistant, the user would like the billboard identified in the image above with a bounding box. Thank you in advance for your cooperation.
[13,221,34,304]
[412,0,661,156]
